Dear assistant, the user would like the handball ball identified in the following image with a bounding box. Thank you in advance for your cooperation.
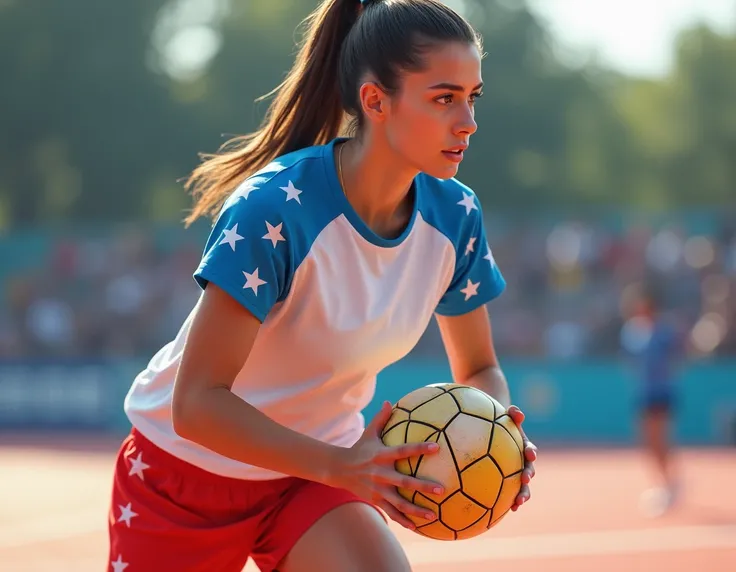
[380,383,524,541]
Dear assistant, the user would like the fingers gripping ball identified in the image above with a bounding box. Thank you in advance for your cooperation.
[380,383,524,541]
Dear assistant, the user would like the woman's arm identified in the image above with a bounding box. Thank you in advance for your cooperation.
[435,305,511,407]
[436,304,537,510]
[171,283,341,485]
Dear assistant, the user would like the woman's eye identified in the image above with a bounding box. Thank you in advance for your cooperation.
[437,92,483,105]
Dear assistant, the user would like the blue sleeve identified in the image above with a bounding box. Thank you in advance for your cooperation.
[435,195,506,316]
[193,177,293,323]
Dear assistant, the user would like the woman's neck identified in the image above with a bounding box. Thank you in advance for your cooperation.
[336,137,417,239]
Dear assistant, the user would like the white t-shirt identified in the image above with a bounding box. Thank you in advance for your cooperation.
[124,137,506,480]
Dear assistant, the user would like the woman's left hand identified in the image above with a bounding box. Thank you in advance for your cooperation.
[507,405,537,511]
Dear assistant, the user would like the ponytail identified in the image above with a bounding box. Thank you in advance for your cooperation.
[183,0,360,226]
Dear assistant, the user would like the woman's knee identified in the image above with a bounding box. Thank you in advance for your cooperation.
[279,502,411,572]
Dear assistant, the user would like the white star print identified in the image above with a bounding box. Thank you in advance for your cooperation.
[111,554,129,572]
[262,221,286,248]
[465,237,477,256]
[254,160,284,176]
[457,192,478,215]
[484,247,496,265]
[232,179,260,201]
[219,223,244,251]
[243,268,267,295]
[127,452,150,481]
[280,180,303,204]
[460,279,480,301]
[117,502,138,528]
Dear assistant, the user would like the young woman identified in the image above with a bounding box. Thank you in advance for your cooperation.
[108,0,537,570]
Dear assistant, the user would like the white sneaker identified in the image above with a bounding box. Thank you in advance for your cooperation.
[639,485,679,518]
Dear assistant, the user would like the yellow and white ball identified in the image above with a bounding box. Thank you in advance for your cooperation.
[380,383,524,541]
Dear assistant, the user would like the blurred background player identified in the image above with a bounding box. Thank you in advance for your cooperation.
[620,282,685,517]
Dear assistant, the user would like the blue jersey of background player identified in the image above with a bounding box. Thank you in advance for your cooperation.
[638,312,681,413]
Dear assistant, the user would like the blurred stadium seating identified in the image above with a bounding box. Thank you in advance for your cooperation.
[1,212,734,445]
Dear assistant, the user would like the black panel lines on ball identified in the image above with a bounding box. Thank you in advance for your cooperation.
[459,452,490,473]
[449,386,497,414]
[440,427,463,476]
[496,420,524,457]
[415,492,433,506]
[486,452,505,481]
[406,419,445,434]
[448,385,488,399]
[491,507,511,528]
[406,391,447,412]
[382,419,408,438]
[486,415,496,455]
[505,468,523,479]
[446,389,462,411]
[426,384,450,392]
[437,491,454,510]
[411,430,441,477]
[416,522,457,541]
[488,392,497,419]
[491,473,504,508]
[459,509,491,533]
[461,490,492,511]
[396,406,412,414]
[453,410,498,424]
[443,410,461,431]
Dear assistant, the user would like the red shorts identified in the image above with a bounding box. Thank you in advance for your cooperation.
[108,428,379,572]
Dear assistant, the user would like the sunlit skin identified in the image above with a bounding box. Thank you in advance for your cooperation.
[337,41,482,239]
[336,41,537,513]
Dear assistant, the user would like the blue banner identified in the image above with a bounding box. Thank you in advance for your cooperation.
[367,359,736,446]
[0,360,140,431]
[1,358,735,446]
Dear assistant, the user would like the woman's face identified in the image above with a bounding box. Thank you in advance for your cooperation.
[383,41,483,179]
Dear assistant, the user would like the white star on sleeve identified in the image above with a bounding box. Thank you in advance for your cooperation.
[232,179,260,201]
[460,279,480,301]
[243,268,267,295]
[262,221,286,248]
[457,192,478,215]
[484,246,496,265]
[111,554,129,572]
[280,180,303,204]
[465,237,477,256]
[128,452,150,481]
[219,223,244,251]
[117,502,138,528]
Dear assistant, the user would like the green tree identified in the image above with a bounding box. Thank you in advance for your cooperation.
[0,0,185,226]
[609,24,736,209]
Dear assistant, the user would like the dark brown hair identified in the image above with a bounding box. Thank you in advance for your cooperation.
[183,0,481,225]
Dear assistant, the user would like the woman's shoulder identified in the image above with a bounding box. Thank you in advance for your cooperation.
[218,144,340,236]
[415,174,487,243]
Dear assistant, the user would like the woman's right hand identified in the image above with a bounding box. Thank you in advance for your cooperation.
[327,401,444,530]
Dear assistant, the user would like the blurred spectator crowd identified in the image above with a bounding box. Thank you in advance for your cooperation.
[1,213,735,361]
